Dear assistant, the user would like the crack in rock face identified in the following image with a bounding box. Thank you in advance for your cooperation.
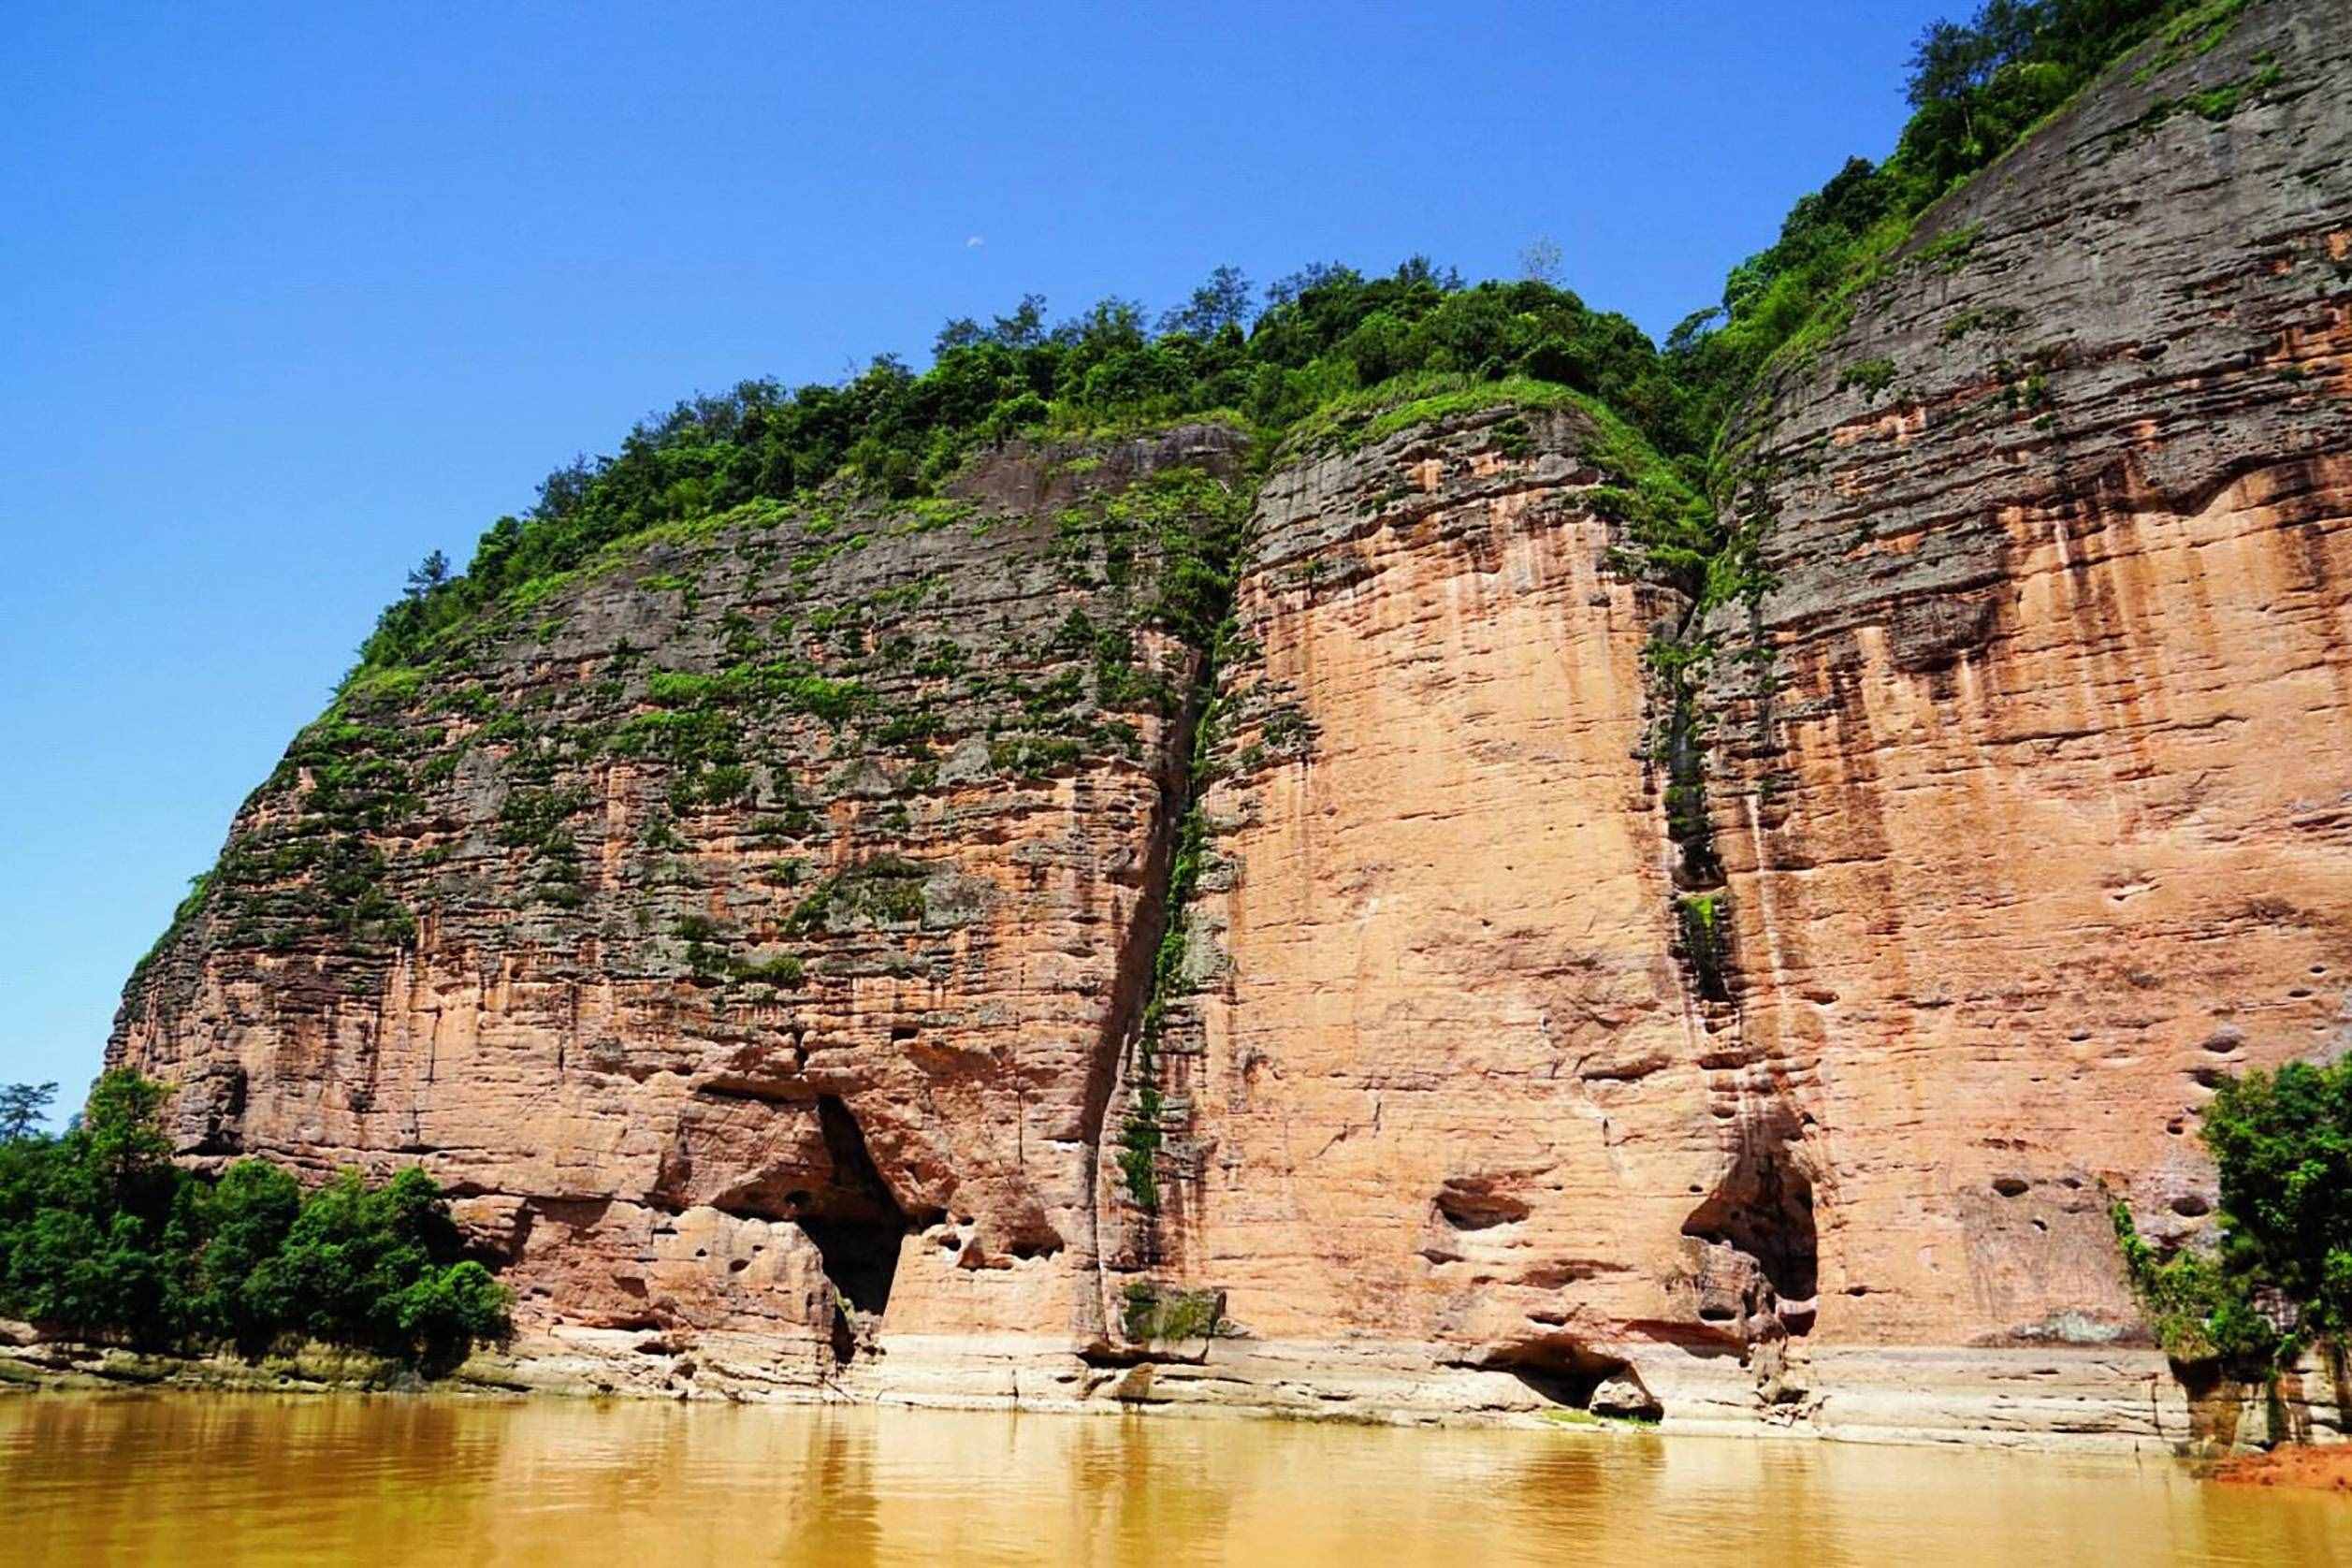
[102,0,2352,1436]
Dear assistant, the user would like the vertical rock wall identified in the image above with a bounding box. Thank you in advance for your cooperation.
[1695,0,2352,1364]
[113,427,1249,1382]
[107,0,2352,1442]
[1111,407,1779,1400]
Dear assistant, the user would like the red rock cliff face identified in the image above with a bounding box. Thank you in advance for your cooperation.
[1090,0,2351,1437]
[1104,407,1780,1397]
[114,427,1249,1384]
[1691,0,2352,1363]
[111,0,2352,1442]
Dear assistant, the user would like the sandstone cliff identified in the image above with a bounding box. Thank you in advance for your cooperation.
[111,0,2352,1445]
[1688,0,2352,1431]
[116,425,1250,1380]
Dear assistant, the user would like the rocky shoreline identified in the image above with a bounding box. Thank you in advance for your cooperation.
[95,1,2352,1456]
[8,1321,2345,1462]
[2213,1444,2352,1495]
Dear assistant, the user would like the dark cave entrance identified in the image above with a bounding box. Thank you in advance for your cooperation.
[1474,1341,1663,1420]
[1682,1108,1819,1328]
[799,1095,915,1320]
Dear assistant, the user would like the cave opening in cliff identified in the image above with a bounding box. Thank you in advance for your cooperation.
[798,1096,915,1324]
[1474,1342,1662,1420]
[1682,1108,1819,1330]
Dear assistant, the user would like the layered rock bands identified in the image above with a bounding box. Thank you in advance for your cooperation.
[113,0,2352,1445]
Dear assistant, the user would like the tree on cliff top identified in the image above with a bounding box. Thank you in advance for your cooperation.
[0,1083,54,1143]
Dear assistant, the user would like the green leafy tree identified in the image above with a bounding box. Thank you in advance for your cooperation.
[0,1072,186,1342]
[0,1083,55,1142]
[0,1072,509,1366]
[243,1166,507,1360]
[403,549,451,600]
[1158,265,1255,338]
[2204,1059,2352,1334]
[2116,1055,2352,1371]
[186,1160,304,1348]
[390,1260,513,1365]
[77,1070,175,1211]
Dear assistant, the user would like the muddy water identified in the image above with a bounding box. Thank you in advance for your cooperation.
[1,1393,2345,1566]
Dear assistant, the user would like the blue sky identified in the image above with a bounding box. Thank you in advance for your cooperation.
[0,1,1944,1119]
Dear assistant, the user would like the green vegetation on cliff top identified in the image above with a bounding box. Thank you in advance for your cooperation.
[103,0,2301,1343]
[356,263,1693,675]
[346,0,2260,684]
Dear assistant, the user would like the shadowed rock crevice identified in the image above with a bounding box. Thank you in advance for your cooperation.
[1682,1104,1819,1333]
[796,1096,913,1319]
[1074,692,1206,1319]
[1431,1176,1532,1231]
[1462,1340,1663,1420]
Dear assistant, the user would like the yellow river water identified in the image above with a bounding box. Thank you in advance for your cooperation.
[0,1392,2345,1566]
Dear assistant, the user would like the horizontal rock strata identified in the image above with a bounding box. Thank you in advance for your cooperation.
[109,0,2352,1447]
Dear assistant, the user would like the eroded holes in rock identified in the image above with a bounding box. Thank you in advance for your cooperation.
[2171,1194,2213,1218]
[890,1024,919,1043]
[1432,1177,1532,1231]
[797,1096,913,1329]
[1992,1176,2029,1198]
[1681,1106,1819,1330]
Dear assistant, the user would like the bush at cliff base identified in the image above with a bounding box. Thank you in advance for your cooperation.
[2115,1055,2352,1372]
[0,1070,511,1368]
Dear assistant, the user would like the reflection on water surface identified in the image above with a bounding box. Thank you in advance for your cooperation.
[1,1393,2344,1566]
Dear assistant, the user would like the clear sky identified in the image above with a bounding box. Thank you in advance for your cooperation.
[0,0,1946,1120]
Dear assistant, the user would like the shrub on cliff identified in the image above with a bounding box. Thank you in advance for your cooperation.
[2115,1055,2352,1371]
[2203,1058,2352,1335]
[1670,0,2243,451]
[0,1071,512,1369]
[352,259,1696,674]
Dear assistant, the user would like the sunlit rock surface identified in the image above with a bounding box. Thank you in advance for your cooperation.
[112,1,2352,1445]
